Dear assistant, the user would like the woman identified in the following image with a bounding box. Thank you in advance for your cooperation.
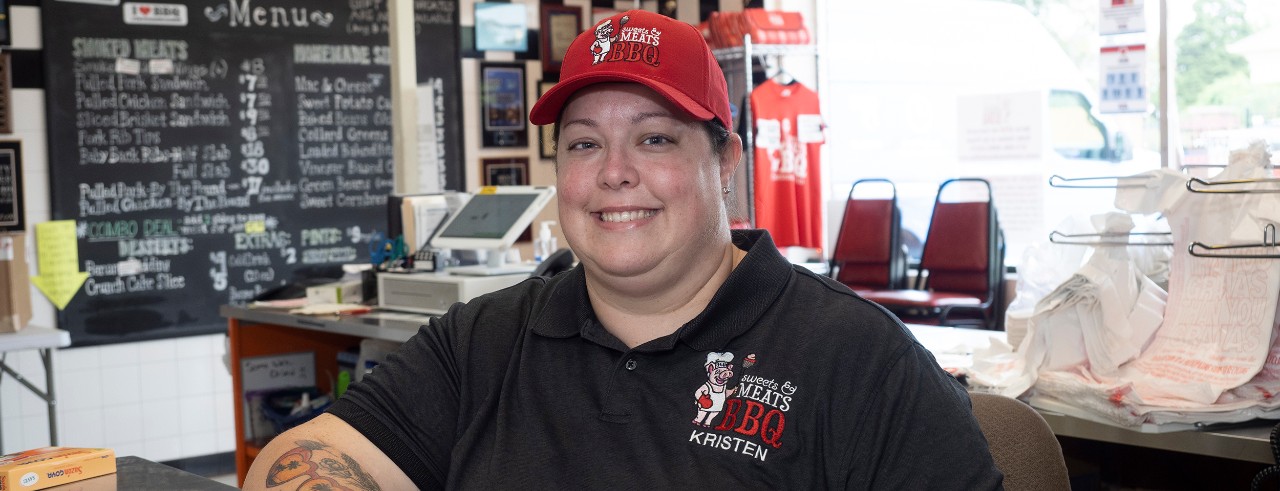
[246,10,1001,490]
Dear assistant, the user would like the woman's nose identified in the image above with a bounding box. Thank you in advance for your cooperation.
[599,147,638,190]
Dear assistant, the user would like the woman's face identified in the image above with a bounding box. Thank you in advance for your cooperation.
[555,83,738,283]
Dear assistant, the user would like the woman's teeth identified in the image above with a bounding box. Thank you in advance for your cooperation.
[599,210,656,223]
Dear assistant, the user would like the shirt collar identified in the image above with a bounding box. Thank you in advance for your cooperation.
[530,230,793,352]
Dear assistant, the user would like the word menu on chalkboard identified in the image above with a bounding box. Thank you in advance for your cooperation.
[43,0,461,346]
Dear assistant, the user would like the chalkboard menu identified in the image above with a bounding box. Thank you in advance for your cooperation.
[43,0,461,346]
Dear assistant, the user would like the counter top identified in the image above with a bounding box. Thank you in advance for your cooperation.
[52,456,234,490]
[1041,410,1274,464]
[907,324,1276,464]
[221,305,431,343]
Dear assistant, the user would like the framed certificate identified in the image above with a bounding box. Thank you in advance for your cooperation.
[537,80,557,159]
[540,5,582,73]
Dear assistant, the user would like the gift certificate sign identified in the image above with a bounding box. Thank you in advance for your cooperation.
[1100,0,1145,35]
[1099,44,1147,114]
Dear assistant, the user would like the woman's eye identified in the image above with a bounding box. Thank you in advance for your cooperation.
[566,141,598,151]
[642,135,673,146]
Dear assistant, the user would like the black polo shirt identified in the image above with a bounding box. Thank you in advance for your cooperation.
[329,230,1002,489]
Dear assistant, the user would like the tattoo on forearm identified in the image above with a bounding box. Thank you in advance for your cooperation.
[264,439,382,491]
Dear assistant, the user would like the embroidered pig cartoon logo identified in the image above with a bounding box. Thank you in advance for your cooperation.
[590,15,629,65]
[693,351,737,427]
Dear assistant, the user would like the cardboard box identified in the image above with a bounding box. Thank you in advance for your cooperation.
[305,279,363,305]
[0,232,31,333]
[0,447,116,491]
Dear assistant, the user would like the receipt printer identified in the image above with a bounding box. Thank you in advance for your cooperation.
[376,272,527,315]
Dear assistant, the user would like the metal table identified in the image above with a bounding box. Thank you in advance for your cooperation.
[907,324,1275,464]
[0,325,71,453]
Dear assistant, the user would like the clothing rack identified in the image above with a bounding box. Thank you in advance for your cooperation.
[1188,224,1280,259]
[711,35,818,226]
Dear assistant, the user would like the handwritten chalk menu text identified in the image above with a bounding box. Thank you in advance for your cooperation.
[43,1,460,346]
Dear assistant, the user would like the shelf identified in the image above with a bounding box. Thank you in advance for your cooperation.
[711,43,816,61]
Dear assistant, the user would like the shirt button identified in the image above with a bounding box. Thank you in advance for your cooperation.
[625,359,638,371]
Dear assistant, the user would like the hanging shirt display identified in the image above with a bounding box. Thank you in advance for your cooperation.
[750,79,825,251]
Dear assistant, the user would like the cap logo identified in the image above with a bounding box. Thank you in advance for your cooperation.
[589,15,662,67]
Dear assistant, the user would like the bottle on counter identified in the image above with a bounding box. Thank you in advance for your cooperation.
[534,221,558,263]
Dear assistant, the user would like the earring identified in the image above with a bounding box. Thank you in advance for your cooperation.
[722,186,730,195]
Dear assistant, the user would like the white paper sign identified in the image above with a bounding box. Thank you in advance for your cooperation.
[0,236,12,261]
[241,352,315,392]
[755,119,782,150]
[147,58,174,75]
[1100,44,1147,114]
[957,91,1043,161]
[115,58,141,75]
[416,81,443,194]
[1100,0,1145,35]
[796,114,825,144]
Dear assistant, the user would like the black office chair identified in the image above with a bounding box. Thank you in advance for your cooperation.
[1251,422,1280,490]
[532,248,575,278]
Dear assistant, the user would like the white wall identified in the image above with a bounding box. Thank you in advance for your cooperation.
[0,5,235,460]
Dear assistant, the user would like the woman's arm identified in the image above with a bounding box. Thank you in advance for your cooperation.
[243,413,415,491]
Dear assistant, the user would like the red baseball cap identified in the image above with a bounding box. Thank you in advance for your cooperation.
[529,10,732,129]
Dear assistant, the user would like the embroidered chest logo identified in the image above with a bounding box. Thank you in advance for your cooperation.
[590,15,662,67]
[689,352,797,462]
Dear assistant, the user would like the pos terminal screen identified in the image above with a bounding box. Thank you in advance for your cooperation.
[436,194,539,239]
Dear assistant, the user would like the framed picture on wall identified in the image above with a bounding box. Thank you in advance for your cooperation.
[537,80,557,159]
[482,157,530,187]
[0,139,21,232]
[475,2,528,52]
[540,4,582,73]
[480,62,529,148]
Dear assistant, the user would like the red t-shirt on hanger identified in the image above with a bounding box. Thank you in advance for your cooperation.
[750,79,825,251]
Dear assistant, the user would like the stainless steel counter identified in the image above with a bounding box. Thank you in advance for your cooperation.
[1041,410,1274,464]
[220,305,432,343]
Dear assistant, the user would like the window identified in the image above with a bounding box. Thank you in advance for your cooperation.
[818,0,1278,265]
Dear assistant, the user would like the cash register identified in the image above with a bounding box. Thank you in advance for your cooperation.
[377,186,556,315]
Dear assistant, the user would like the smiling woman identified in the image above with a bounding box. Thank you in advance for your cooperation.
[245,10,1002,490]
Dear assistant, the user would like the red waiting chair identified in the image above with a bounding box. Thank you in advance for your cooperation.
[859,178,1005,329]
[828,179,908,293]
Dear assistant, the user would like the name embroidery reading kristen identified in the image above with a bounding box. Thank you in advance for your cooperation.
[687,352,797,462]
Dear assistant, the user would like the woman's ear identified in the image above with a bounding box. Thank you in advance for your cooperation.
[719,133,744,188]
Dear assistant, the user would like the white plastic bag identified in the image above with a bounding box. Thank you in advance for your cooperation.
[1028,213,1167,374]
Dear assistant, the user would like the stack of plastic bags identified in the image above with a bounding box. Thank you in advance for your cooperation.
[971,141,1280,428]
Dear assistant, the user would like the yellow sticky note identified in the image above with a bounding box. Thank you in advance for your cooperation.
[30,220,88,310]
